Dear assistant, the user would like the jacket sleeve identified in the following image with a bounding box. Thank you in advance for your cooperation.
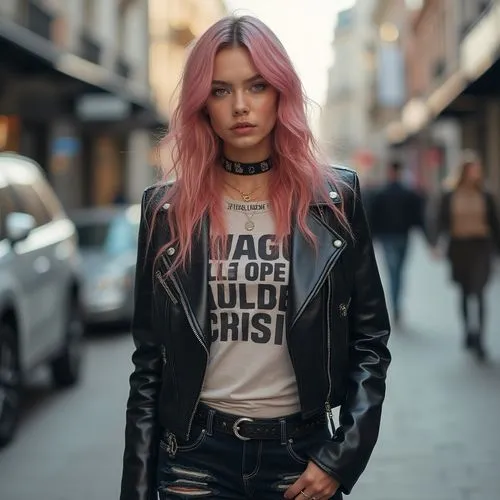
[120,189,162,500]
[308,173,391,494]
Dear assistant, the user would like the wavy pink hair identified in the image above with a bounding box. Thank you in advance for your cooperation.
[153,15,347,272]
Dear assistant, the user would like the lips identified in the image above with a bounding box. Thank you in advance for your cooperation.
[231,122,255,130]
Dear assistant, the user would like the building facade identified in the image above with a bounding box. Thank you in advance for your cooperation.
[321,0,377,181]
[0,0,160,208]
[148,0,227,174]
[371,0,500,201]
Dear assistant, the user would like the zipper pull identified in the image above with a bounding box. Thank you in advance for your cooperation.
[325,401,335,431]
[339,303,348,317]
[160,345,167,365]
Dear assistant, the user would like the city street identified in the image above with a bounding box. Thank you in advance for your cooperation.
[0,234,499,500]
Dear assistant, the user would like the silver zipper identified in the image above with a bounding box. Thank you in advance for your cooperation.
[161,256,209,355]
[186,392,202,440]
[325,274,335,431]
[155,270,179,304]
[159,256,209,439]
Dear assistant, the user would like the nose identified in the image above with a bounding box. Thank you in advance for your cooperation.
[232,90,249,116]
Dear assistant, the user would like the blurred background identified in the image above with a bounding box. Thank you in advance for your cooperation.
[0,1,499,499]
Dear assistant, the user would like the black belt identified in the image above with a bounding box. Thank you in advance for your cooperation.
[193,404,326,441]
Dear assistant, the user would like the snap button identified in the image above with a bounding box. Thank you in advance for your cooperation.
[166,247,176,256]
[329,191,339,199]
[162,203,171,209]
[333,239,342,248]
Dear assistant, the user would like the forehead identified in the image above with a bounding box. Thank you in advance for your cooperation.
[212,46,258,82]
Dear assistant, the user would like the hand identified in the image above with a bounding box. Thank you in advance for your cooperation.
[284,461,339,499]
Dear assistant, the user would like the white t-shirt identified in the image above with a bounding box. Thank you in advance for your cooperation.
[200,199,300,418]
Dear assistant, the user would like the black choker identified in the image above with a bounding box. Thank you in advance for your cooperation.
[221,157,272,175]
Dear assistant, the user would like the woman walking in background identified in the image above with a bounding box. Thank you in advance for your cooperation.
[430,150,500,360]
[120,15,391,500]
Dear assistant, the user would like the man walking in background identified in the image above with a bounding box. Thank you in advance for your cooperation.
[369,161,424,325]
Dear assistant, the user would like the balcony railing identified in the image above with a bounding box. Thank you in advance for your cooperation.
[80,31,101,65]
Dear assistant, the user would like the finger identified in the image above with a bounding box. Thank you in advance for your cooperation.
[297,488,319,500]
[297,489,325,500]
[283,477,308,499]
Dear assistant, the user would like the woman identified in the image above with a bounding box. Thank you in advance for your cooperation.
[430,150,500,360]
[121,16,391,500]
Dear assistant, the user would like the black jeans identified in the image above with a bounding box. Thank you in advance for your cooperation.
[157,410,342,499]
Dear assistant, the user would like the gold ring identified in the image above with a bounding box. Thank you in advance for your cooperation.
[299,490,315,499]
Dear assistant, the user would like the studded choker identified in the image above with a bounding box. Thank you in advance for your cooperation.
[221,156,272,175]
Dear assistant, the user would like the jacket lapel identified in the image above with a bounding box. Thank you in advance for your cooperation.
[288,200,347,331]
[161,213,211,351]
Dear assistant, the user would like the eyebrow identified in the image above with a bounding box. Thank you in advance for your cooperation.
[211,74,263,86]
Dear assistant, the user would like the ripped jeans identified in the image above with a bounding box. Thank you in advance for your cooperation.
[157,410,342,499]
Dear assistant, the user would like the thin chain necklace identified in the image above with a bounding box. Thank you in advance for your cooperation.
[224,181,262,231]
[224,180,261,202]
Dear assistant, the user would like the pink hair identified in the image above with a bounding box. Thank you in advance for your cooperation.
[152,15,348,273]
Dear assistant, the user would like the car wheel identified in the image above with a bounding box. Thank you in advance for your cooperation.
[51,298,84,387]
[0,323,21,447]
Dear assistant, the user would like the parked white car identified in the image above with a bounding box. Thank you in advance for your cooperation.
[0,153,84,446]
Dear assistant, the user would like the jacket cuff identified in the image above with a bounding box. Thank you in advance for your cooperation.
[307,449,352,495]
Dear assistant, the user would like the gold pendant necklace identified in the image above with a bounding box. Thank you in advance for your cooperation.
[224,181,261,231]
[224,181,261,202]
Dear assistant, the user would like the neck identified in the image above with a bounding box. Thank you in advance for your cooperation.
[223,140,271,164]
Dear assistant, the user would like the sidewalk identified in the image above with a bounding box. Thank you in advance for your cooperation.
[349,233,500,500]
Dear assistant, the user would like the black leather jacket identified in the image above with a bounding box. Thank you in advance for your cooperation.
[120,167,391,500]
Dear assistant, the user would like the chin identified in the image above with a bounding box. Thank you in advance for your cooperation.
[226,136,265,150]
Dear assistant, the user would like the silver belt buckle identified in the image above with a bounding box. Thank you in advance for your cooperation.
[232,417,254,441]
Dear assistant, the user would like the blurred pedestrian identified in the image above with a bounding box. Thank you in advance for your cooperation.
[429,151,500,360]
[369,160,424,324]
[120,15,391,500]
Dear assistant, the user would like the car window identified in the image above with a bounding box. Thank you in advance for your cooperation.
[32,177,64,221]
[75,221,110,248]
[106,216,138,255]
[0,178,18,240]
[75,216,138,255]
[9,182,52,227]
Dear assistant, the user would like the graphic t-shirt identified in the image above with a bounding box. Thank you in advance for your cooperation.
[200,199,300,418]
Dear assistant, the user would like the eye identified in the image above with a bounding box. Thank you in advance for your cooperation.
[251,82,267,92]
[211,87,229,97]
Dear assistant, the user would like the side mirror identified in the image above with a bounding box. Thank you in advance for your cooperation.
[5,212,36,244]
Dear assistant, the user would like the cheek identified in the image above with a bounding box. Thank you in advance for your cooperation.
[257,96,278,125]
[206,105,226,134]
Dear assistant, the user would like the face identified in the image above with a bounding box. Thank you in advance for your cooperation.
[205,46,278,161]
[465,162,482,184]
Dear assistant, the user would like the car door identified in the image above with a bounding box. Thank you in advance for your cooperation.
[31,173,76,350]
[6,163,63,363]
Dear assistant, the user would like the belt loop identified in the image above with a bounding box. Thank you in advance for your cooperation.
[280,418,287,445]
[206,408,216,436]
